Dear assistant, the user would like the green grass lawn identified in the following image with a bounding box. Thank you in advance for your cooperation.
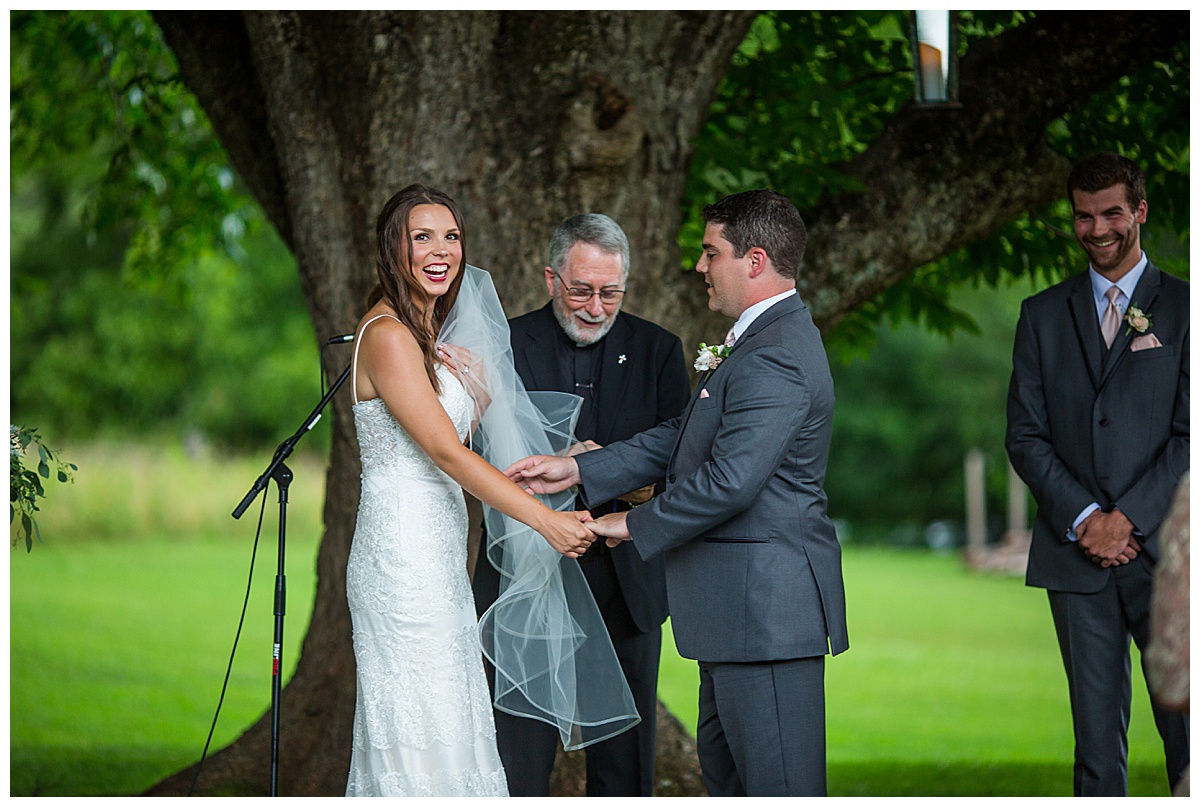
[10,444,327,797]
[9,446,1174,796]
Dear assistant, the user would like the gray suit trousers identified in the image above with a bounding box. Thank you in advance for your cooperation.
[697,656,826,796]
[1048,555,1190,796]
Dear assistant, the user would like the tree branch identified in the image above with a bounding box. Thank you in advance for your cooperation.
[152,11,292,250]
[802,11,1188,329]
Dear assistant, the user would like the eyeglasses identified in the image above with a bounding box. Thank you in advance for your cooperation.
[554,271,626,304]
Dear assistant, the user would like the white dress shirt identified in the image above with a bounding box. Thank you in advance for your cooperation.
[729,289,798,344]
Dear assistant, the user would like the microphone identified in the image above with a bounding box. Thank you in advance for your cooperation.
[327,333,354,344]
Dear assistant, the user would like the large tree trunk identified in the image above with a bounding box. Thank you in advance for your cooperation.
[147,10,1185,796]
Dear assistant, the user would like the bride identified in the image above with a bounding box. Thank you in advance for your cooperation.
[345,185,637,796]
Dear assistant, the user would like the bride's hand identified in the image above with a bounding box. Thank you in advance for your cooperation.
[437,343,492,414]
[536,509,595,558]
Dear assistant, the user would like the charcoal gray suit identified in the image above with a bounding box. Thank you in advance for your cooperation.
[1006,260,1189,795]
[575,293,848,796]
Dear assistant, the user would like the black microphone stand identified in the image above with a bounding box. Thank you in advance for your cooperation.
[232,358,352,796]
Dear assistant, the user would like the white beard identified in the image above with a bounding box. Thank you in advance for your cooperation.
[551,295,619,346]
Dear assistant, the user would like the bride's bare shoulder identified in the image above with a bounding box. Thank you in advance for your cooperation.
[357,306,417,350]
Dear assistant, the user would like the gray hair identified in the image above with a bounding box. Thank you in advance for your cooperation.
[548,214,630,280]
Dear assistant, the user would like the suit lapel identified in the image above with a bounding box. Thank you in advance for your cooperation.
[1099,263,1162,389]
[518,305,569,394]
[1068,276,1103,390]
[673,295,804,454]
[669,380,709,468]
[594,315,632,446]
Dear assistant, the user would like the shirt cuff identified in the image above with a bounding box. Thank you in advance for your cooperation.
[1066,503,1101,542]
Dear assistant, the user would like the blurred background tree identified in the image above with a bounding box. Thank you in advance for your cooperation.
[10,11,323,451]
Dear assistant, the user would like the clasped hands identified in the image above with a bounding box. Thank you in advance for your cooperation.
[506,453,633,554]
[1077,507,1141,568]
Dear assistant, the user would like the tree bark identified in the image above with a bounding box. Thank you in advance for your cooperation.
[147,10,1185,796]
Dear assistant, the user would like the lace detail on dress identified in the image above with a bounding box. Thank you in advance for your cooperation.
[349,619,497,752]
[354,365,472,477]
[347,764,507,798]
[346,364,506,796]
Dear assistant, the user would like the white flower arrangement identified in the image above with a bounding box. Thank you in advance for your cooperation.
[1124,304,1151,335]
[694,342,731,373]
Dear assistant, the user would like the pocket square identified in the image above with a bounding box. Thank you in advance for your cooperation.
[699,388,710,399]
[1131,333,1163,352]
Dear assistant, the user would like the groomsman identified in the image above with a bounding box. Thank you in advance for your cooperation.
[508,190,848,796]
[472,213,690,796]
[1005,152,1189,796]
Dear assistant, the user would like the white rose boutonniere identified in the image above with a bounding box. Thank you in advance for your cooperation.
[694,342,731,373]
[1124,304,1152,336]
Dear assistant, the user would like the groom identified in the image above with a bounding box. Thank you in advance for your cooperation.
[506,189,848,796]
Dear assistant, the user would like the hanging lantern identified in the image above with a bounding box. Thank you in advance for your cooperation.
[909,10,961,107]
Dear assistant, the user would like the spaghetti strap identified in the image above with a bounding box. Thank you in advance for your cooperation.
[352,314,402,405]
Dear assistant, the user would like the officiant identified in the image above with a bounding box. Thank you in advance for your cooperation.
[472,213,690,796]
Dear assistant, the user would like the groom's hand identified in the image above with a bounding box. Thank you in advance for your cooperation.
[588,512,631,548]
[504,454,581,495]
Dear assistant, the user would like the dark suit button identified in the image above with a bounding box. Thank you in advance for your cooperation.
[667,473,676,484]
[1099,418,1109,427]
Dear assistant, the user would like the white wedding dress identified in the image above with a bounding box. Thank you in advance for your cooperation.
[345,313,507,797]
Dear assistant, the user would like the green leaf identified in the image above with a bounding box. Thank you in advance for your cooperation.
[38,460,50,478]
[867,15,907,41]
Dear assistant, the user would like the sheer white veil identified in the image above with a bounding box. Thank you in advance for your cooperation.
[437,264,640,750]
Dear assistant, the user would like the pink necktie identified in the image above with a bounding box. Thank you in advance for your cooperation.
[1101,286,1122,348]
[724,328,736,348]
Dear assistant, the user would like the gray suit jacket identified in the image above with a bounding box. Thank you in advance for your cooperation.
[576,294,849,663]
[1006,262,1190,593]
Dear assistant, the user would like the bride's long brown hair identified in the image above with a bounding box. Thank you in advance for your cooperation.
[368,184,467,394]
